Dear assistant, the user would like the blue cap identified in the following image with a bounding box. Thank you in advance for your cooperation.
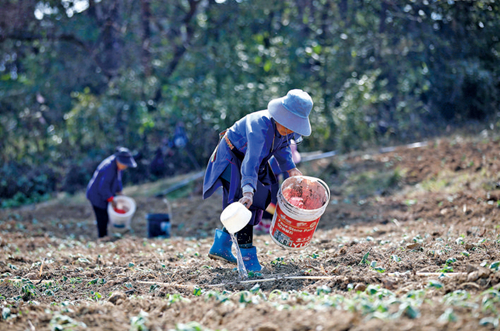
[115,147,137,168]
[267,89,313,136]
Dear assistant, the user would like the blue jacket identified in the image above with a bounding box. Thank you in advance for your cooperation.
[86,155,123,209]
[203,110,297,199]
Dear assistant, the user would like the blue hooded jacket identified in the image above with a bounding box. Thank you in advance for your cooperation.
[86,155,123,209]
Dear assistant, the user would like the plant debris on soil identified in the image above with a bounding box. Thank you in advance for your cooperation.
[1,134,500,330]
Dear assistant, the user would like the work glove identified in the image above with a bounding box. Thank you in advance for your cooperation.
[239,192,254,209]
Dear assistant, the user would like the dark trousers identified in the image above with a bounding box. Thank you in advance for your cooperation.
[92,205,109,238]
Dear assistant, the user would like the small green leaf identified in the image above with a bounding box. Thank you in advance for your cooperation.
[193,287,202,296]
[428,280,444,289]
[2,307,11,320]
[479,317,499,327]
[446,258,456,265]
[316,286,332,295]
[403,304,420,319]
[438,308,457,323]
[250,284,260,293]
[490,261,500,270]
[359,251,370,265]
[391,255,402,262]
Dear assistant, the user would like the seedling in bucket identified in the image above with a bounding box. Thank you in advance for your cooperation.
[220,202,252,279]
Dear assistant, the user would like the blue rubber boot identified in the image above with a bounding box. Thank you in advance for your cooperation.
[208,229,237,264]
[240,246,262,272]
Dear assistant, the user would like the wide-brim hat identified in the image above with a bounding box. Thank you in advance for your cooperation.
[268,89,313,136]
[115,147,137,168]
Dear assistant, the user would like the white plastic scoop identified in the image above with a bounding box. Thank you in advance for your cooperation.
[220,202,252,234]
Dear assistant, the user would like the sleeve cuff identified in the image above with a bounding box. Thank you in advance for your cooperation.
[242,184,254,194]
[107,196,114,202]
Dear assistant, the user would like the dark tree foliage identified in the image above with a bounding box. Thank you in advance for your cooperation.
[0,0,499,204]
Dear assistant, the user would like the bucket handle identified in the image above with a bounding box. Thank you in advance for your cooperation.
[163,198,173,222]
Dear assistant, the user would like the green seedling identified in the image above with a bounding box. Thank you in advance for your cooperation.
[438,308,457,323]
[193,287,202,296]
[89,291,102,301]
[49,314,87,330]
[250,284,260,293]
[479,317,499,328]
[247,271,262,278]
[271,257,286,266]
[391,255,402,262]
[437,266,453,273]
[316,286,332,295]
[21,279,36,299]
[2,307,10,320]
[88,278,98,285]
[490,261,500,271]
[427,280,444,289]
[401,303,420,319]
[445,258,456,265]
[130,311,149,331]
[359,251,370,265]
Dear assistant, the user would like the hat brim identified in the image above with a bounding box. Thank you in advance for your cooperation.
[117,157,137,168]
[268,98,311,136]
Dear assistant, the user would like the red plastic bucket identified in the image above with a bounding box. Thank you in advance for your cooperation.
[269,176,330,250]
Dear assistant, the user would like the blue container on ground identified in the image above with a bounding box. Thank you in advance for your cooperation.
[147,213,171,238]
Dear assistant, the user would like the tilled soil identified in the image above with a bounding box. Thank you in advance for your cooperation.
[1,135,500,330]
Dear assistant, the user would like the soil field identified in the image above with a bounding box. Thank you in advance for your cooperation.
[1,133,500,330]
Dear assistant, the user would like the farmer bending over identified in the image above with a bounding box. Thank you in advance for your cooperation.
[86,147,137,238]
[203,89,313,271]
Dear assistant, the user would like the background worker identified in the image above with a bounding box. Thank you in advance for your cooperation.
[86,147,137,238]
[203,89,313,271]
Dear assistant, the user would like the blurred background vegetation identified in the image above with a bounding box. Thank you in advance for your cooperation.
[0,0,499,207]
